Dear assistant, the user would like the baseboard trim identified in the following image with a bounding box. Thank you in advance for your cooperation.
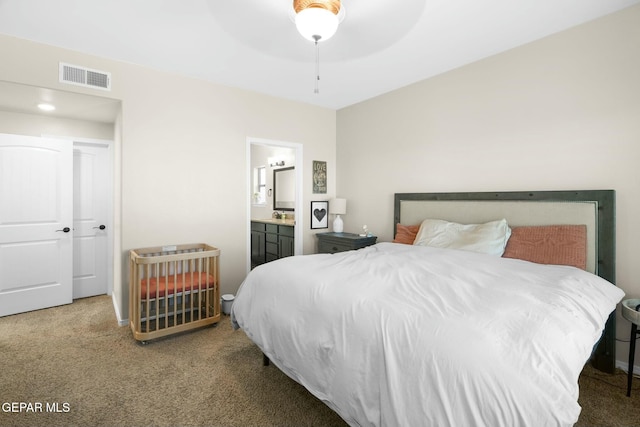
[112,293,128,326]
[615,360,640,375]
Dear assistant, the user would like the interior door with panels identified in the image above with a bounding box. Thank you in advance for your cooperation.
[0,133,73,316]
[72,141,109,299]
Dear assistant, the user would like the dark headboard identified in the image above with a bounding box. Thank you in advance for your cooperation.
[393,190,616,373]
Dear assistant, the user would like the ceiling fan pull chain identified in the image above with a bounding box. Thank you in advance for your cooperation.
[314,35,321,94]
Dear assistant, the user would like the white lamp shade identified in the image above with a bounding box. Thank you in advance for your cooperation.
[330,198,347,215]
[295,7,339,42]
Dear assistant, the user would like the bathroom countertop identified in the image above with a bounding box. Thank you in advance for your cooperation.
[251,218,295,226]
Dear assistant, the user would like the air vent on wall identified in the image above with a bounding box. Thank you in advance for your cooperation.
[59,62,111,91]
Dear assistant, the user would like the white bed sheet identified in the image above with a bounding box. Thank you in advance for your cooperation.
[231,242,624,427]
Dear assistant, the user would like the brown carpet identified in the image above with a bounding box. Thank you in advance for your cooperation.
[0,295,639,427]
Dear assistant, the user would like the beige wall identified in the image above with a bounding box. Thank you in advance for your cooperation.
[0,34,337,322]
[337,5,640,365]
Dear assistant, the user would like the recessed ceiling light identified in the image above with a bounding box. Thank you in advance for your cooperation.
[37,103,56,111]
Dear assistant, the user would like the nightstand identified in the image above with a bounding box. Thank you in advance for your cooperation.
[316,232,377,254]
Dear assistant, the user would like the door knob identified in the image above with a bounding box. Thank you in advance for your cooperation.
[93,225,106,230]
[56,227,71,233]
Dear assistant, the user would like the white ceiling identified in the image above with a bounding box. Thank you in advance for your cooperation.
[0,80,122,123]
[0,0,638,119]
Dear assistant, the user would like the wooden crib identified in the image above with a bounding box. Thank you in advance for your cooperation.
[129,243,221,343]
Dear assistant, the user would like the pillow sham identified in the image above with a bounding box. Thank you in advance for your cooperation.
[393,224,420,245]
[413,218,512,256]
[502,225,587,270]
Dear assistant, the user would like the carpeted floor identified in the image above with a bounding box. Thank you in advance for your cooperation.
[577,364,640,426]
[1,295,639,426]
[0,295,346,427]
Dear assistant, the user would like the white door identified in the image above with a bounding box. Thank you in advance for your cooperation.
[0,134,73,317]
[72,142,109,299]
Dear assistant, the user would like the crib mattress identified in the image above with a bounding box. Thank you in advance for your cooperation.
[140,273,216,298]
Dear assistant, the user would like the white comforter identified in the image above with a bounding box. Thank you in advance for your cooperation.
[231,242,624,427]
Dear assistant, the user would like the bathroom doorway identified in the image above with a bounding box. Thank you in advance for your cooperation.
[246,137,303,272]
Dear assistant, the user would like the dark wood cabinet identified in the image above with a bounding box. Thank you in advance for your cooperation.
[251,222,266,267]
[251,221,295,268]
[278,227,295,259]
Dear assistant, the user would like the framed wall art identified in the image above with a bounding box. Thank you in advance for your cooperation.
[310,200,329,229]
[312,160,327,194]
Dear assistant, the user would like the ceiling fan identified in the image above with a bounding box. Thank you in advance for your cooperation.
[291,0,346,93]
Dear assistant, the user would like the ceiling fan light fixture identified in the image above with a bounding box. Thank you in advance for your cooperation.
[293,0,342,42]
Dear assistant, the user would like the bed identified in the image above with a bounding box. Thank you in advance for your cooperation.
[231,190,624,426]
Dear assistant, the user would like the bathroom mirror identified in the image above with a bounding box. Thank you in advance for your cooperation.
[273,167,295,211]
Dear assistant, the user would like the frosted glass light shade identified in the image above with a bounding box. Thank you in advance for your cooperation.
[295,8,339,42]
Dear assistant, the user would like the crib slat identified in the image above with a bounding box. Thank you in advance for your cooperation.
[204,256,208,319]
[189,258,194,321]
[203,255,207,317]
[156,262,160,331]
[193,257,198,321]
[200,256,204,319]
[167,259,172,324]
[173,259,178,328]
[180,259,188,323]
[213,254,219,316]
[181,259,186,325]
[145,263,151,333]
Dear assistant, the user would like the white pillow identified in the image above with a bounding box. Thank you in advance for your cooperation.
[413,218,512,256]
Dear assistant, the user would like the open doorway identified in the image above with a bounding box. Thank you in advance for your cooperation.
[246,137,303,273]
[0,81,120,317]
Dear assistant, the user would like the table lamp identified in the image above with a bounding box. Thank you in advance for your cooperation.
[330,198,347,233]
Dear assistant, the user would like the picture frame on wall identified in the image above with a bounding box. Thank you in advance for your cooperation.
[312,160,327,194]
[310,201,329,229]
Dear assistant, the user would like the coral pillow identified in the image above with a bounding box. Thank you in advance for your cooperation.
[502,225,587,270]
[393,224,420,245]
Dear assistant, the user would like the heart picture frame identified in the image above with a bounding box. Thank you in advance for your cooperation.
[310,201,329,229]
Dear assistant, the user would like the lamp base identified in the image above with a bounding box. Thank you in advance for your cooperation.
[333,215,343,233]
